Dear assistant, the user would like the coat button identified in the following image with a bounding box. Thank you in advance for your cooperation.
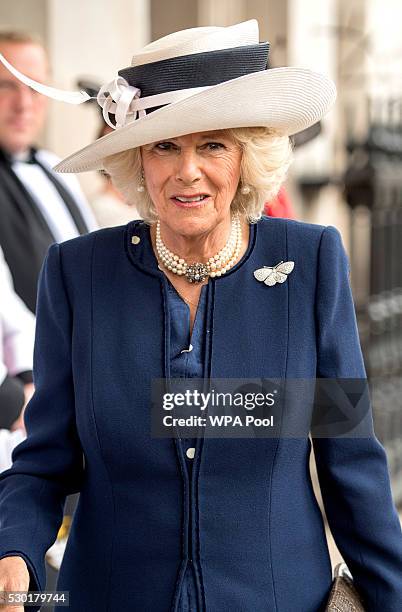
[186,448,195,459]
[131,235,141,245]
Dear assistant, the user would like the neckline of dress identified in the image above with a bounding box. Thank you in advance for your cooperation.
[125,218,258,280]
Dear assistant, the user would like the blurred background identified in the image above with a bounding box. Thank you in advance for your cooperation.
[1,0,402,571]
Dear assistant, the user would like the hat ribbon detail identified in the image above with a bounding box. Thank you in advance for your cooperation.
[96,78,211,129]
[97,76,146,128]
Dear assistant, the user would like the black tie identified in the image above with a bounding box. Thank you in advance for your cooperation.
[28,149,90,235]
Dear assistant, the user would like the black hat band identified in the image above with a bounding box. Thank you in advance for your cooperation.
[118,43,270,98]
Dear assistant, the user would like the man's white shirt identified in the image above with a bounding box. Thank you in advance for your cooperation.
[0,247,35,387]
[11,149,98,243]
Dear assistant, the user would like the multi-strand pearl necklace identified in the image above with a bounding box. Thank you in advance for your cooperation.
[156,214,242,283]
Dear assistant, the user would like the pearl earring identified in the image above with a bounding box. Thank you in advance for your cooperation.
[137,171,145,193]
[240,184,251,195]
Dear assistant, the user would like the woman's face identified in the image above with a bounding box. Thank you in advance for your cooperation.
[141,130,242,237]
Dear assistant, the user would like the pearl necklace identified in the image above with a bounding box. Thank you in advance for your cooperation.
[156,214,242,283]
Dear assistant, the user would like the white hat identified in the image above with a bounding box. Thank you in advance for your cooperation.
[0,20,336,174]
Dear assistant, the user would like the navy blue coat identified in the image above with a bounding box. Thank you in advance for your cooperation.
[0,217,401,611]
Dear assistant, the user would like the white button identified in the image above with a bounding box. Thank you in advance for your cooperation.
[180,344,193,354]
[131,235,141,245]
[186,447,195,459]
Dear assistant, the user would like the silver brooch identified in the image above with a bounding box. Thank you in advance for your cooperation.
[186,263,209,283]
[254,261,294,286]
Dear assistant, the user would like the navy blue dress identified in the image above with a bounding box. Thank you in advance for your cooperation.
[167,280,209,611]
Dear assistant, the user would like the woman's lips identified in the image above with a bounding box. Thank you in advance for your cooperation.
[170,196,211,208]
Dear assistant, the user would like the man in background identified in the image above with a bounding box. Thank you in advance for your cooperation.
[0,31,97,313]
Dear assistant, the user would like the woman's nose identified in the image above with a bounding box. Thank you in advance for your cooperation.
[175,150,202,184]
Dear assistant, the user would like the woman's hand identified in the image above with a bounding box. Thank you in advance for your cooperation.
[0,556,29,611]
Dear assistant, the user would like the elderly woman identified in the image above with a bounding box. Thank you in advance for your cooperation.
[0,19,401,612]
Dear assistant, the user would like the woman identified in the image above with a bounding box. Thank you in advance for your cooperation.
[0,19,401,612]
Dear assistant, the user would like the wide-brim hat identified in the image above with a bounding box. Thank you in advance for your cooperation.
[0,20,336,174]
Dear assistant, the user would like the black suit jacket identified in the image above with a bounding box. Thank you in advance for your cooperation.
[0,148,90,312]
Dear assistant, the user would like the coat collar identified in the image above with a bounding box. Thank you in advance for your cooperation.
[124,217,258,279]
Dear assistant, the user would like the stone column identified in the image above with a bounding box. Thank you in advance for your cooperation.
[151,0,197,40]
[246,0,288,65]
[197,0,246,26]
[45,0,151,196]
[285,0,348,235]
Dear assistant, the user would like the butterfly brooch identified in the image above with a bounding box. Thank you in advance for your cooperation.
[253,260,295,286]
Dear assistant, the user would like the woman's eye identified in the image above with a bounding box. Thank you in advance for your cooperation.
[155,142,175,151]
[205,142,225,150]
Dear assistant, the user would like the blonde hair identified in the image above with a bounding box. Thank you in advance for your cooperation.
[103,127,293,224]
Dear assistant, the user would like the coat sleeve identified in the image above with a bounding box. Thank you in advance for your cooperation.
[0,243,84,600]
[312,225,402,610]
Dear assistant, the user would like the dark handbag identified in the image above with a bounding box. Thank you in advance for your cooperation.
[326,563,366,611]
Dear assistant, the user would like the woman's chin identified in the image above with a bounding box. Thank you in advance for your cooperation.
[171,220,213,238]
[163,200,217,234]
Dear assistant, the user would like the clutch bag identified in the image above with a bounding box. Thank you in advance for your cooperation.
[326,563,366,612]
